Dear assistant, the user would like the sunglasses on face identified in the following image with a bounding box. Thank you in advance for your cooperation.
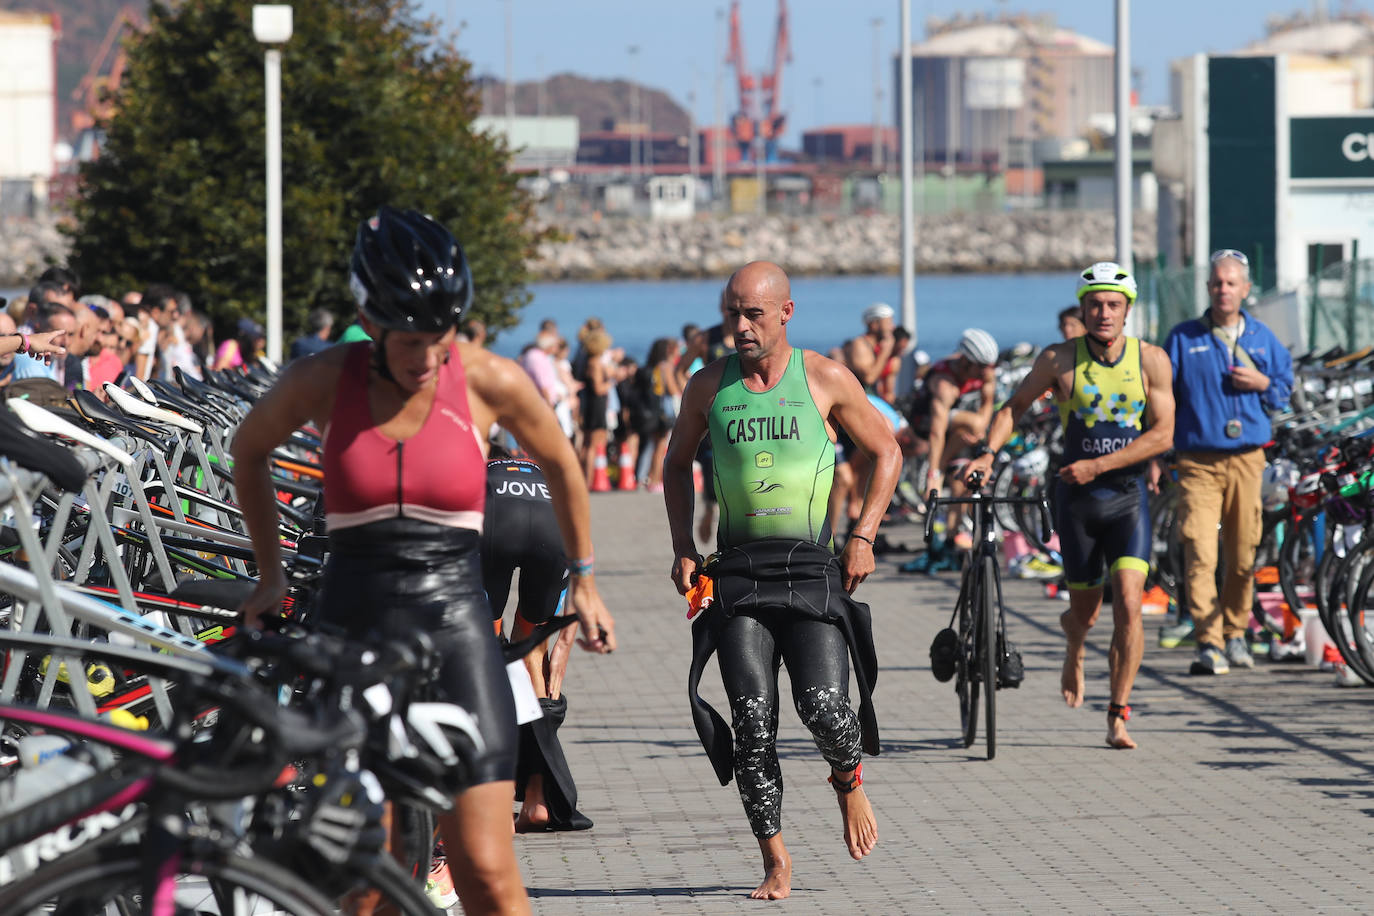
[1210,248,1249,266]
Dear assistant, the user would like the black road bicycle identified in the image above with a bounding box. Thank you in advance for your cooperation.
[925,478,1051,760]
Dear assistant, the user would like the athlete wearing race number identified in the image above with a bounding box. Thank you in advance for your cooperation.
[233,207,615,916]
[963,262,1174,751]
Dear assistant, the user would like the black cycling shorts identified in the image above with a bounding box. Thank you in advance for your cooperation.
[482,462,569,625]
[1052,476,1151,590]
[319,520,517,788]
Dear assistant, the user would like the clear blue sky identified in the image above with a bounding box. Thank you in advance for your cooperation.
[420,0,1314,144]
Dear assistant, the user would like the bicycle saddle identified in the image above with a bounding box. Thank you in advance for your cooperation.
[7,398,134,470]
[105,384,203,435]
[175,367,243,411]
[70,389,175,451]
[0,406,87,493]
[168,577,259,613]
[145,380,221,428]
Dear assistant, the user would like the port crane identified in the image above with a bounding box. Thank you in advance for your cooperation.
[725,0,791,162]
[70,5,142,159]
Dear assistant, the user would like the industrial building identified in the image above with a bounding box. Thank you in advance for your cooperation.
[900,13,1116,169]
[1154,8,1374,348]
[471,115,579,170]
[0,11,58,216]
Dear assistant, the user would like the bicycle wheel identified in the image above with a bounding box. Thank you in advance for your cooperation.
[1342,554,1374,681]
[394,799,437,885]
[1278,513,1322,620]
[980,556,998,760]
[340,856,443,916]
[956,577,979,749]
[1,844,334,914]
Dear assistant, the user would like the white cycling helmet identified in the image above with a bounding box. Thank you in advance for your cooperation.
[1076,261,1138,304]
[957,328,999,366]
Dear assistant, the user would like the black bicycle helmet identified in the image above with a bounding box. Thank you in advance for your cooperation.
[349,206,472,333]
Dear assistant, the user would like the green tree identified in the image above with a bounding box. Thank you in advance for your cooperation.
[66,0,536,340]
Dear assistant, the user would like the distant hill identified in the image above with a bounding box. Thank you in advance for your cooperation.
[477,73,691,137]
[4,2,693,143]
[0,0,148,140]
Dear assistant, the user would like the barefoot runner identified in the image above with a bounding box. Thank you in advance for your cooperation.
[665,261,900,899]
[963,262,1174,750]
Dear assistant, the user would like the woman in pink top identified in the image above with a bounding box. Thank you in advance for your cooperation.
[233,208,615,915]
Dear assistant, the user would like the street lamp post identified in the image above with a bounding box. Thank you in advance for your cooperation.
[628,45,641,184]
[253,5,292,366]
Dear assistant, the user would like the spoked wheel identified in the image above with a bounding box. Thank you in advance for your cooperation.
[1,846,333,915]
[981,556,998,761]
[956,585,979,749]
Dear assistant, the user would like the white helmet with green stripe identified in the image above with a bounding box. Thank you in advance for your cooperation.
[1076,261,1137,304]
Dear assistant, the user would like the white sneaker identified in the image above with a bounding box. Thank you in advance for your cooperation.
[1270,632,1306,662]
[1334,664,1366,688]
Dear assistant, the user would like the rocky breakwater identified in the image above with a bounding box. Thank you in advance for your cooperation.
[530,210,1156,281]
[0,218,68,288]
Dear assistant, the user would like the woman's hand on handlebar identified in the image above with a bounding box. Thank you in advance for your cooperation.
[238,570,287,630]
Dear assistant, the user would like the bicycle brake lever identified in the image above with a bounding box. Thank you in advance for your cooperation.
[923,489,939,544]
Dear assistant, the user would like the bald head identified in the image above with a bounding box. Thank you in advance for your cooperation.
[721,261,795,361]
[727,261,791,304]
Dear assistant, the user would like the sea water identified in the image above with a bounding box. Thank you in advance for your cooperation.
[490,272,1078,363]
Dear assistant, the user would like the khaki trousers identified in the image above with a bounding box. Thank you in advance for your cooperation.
[1176,448,1266,649]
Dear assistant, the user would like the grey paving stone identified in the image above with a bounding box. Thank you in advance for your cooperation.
[508,491,1374,913]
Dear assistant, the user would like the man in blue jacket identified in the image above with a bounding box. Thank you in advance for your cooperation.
[1164,249,1293,675]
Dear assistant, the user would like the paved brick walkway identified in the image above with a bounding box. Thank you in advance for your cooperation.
[512,490,1374,914]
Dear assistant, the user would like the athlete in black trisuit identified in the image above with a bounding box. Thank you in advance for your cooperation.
[666,261,901,900]
[482,454,592,832]
[234,207,616,915]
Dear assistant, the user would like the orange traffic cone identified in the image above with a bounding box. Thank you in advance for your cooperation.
[591,444,612,492]
[618,451,637,490]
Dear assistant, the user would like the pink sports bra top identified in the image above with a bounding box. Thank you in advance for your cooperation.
[323,342,486,531]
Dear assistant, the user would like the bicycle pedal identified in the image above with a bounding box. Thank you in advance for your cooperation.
[929,628,958,682]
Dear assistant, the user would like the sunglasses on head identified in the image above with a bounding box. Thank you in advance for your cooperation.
[1210,248,1249,266]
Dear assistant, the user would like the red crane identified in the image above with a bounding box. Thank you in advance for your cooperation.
[726,0,791,162]
[71,5,142,136]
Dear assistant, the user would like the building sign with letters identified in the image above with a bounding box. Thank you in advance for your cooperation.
[1291,116,1374,180]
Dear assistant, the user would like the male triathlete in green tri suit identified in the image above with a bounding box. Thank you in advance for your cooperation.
[664,261,901,901]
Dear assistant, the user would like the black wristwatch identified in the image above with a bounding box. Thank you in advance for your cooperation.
[971,442,991,458]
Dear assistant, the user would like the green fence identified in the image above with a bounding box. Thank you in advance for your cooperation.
[1135,261,1209,345]
[1135,257,1374,353]
[1301,258,1374,353]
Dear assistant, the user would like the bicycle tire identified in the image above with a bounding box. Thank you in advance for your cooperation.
[1314,531,1365,667]
[957,577,979,749]
[0,844,334,914]
[1278,513,1321,622]
[394,799,437,885]
[1341,554,1374,682]
[981,555,997,761]
[341,855,443,916]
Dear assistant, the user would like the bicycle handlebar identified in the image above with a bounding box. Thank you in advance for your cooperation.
[923,480,1053,546]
